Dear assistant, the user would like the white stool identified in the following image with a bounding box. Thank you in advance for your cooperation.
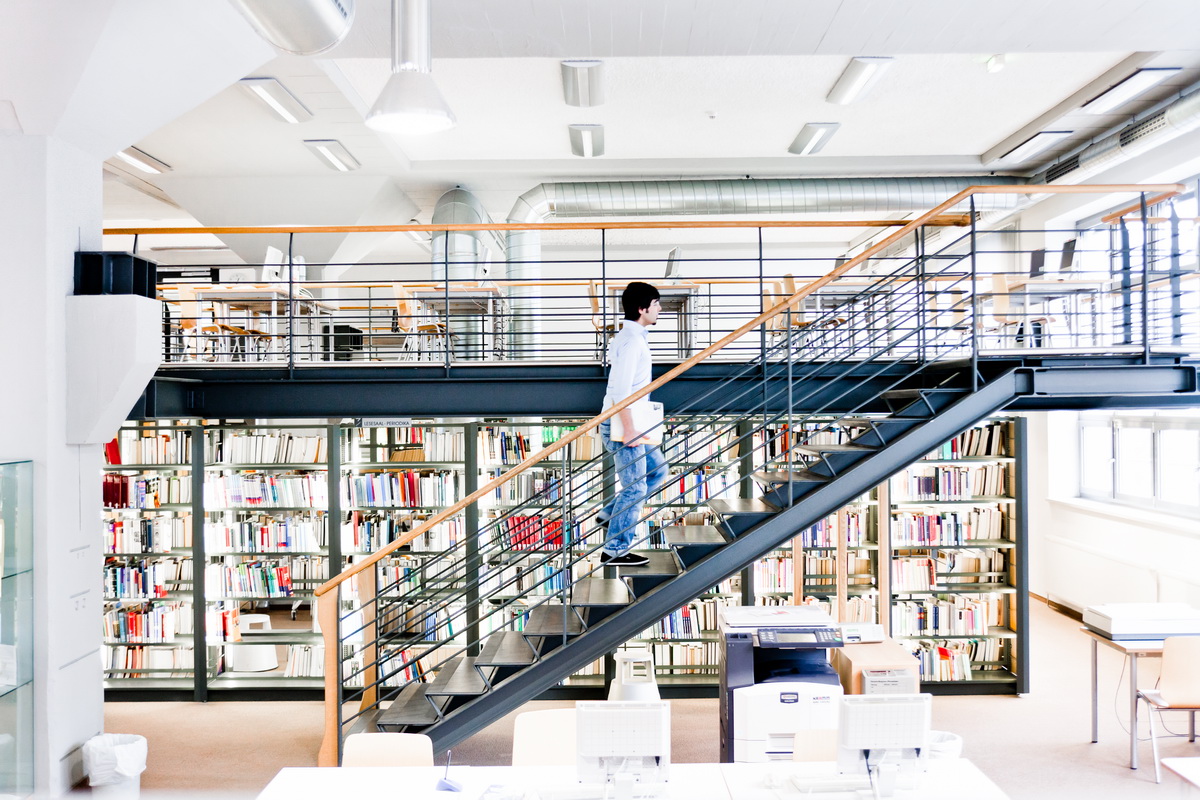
[608,649,660,701]
[225,613,279,672]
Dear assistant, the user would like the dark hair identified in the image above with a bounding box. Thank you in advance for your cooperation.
[621,281,660,321]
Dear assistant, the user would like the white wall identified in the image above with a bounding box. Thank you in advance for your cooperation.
[1025,410,1200,613]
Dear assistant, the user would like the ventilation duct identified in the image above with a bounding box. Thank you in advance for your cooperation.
[503,177,1022,357]
[228,0,354,56]
[430,189,505,360]
[1033,88,1200,186]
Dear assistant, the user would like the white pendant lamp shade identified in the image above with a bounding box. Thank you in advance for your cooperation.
[366,70,456,134]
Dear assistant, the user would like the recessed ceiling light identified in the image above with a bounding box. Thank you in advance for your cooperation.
[114,147,172,174]
[1000,131,1073,163]
[303,139,360,172]
[569,124,605,157]
[787,123,840,155]
[561,60,604,107]
[986,54,1006,74]
[1080,68,1182,115]
[239,77,313,123]
[826,57,893,105]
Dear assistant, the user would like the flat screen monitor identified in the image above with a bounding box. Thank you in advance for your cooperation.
[836,694,931,796]
[576,700,670,787]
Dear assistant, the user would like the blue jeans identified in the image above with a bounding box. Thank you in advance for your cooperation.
[598,422,670,557]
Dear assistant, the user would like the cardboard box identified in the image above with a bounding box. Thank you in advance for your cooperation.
[832,640,919,695]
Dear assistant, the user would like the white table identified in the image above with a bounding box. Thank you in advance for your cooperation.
[1081,627,1164,769]
[258,759,1004,800]
[1163,757,1200,797]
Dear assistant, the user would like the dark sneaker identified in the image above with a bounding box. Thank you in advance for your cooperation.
[600,551,650,566]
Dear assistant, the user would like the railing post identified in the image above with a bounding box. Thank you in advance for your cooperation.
[317,588,343,767]
[1119,220,1133,345]
[359,564,379,711]
[287,232,296,375]
[443,237,452,369]
[1139,192,1151,363]
[785,305,794,508]
[560,432,571,649]
[968,197,979,392]
[464,422,481,655]
[1169,203,1183,345]
[601,229,608,367]
[916,227,926,363]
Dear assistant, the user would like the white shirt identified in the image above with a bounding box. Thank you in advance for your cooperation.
[604,319,652,405]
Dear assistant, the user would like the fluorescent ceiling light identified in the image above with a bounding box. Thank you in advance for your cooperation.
[1000,130,1073,162]
[561,60,604,107]
[239,77,313,123]
[569,124,605,157]
[826,57,893,105]
[787,123,840,155]
[115,147,172,174]
[1081,68,1182,115]
[366,70,457,135]
[303,139,360,171]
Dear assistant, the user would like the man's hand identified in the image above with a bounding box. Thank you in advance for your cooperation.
[624,432,650,447]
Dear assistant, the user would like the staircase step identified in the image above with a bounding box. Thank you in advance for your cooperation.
[474,630,537,668]
[751,469,830,486]
[424,657,491,697]
[608,549,680,576]
[835,417,914,426]
[792,443,877,454]
[376,682,444,729]
[663,525,729,547]
[571,577,633,607]
[881,388,963,400]
[708,497,779,516]
[522,604,585,637]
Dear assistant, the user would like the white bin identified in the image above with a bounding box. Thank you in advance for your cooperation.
[83,733,147,799]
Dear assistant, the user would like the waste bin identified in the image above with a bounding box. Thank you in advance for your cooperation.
[83,733,147,799]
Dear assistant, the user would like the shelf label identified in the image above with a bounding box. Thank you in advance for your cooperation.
[356,418,414,428]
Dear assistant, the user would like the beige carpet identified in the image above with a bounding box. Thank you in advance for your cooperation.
[104,599,1200,799]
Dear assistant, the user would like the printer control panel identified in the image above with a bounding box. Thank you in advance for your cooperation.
[756,626,844,648]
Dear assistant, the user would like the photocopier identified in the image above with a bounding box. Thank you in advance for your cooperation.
[718,606,845,762]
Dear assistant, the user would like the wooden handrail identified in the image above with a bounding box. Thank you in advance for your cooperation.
[311,182,1183,598]
[1100,191,1183,224]
[105,216,972,236]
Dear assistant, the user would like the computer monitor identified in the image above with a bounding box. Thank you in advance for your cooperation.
[664,248,682,282]
[576,700,670,787]
[836,694,931,797]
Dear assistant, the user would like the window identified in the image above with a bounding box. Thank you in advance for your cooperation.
[1079,411,1200,518]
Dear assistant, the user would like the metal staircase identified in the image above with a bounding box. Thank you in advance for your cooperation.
[312,183,1193,765]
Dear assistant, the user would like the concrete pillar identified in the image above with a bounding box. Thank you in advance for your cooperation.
[0,135,104,794]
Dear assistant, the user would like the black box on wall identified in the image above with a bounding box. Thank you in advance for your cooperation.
[74,252,158,299]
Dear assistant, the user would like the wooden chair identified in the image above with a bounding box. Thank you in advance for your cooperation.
[392,285,452,361]
[511,708,577,766]
[987,274,1055,348]
[589,281,618,358]
[341,732,435,767]
[1139,636,1200,783]
[174,287,223,361]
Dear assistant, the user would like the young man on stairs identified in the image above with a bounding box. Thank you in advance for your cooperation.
[595,281,670,566]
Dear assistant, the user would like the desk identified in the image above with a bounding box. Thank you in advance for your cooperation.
[258,759,1004,800]
[194,285,334,361]
[412,285,508,361]
[1082,627,1164,769]
[1163,758,1200,797]
[258,764,729,800]
[609,284,700,359]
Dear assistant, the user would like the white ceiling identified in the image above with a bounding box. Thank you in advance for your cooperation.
[95,0,1200,265]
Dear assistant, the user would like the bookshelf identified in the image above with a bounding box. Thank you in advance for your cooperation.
[1,460,34,798]
[885,417,1028,695]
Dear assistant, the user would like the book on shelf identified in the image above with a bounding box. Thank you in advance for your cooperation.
[342,510,463,553]
[106,428,192,466]
[925,420,1008,460]
[103,601,188,643]
[343,470,459,508]
[105,513,192,554]
[205,516,326,554]
[204,473,328,509]
[205,558,297,598]
[892,508,1004,545]
[103,558,190,599]
[206,431,326,465]
[103,474,192,509]
[105,645,193,678]
[893,595,1000,637]
[891,463,1009,502]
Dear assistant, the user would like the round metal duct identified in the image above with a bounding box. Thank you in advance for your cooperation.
[228,0,355,56]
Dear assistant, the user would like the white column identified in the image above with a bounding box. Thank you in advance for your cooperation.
[0,135,104,795]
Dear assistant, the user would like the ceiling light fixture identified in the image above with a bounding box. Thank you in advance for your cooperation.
[826,57,894,105]
[787,123,840,155]
[561,60,604,107]
[366,0,456,135]
[115,147,172,174]
[568,124,605,157]
[1000,131,1073,163]
[986,54,1006,74]
[303,139,360,171]
[239,77,314,123]
[405,219,430,244]
[1080,68,1182,115]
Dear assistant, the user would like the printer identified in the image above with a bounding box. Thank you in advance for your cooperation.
[718,606,845,762]
[1083,602,1200,641]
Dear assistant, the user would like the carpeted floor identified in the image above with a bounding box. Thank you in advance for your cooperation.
[103,599,1200,799]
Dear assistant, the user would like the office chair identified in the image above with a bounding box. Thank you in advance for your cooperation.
[1138,636,1200,783]
[511,707,577,766]
[341,732,435,767]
